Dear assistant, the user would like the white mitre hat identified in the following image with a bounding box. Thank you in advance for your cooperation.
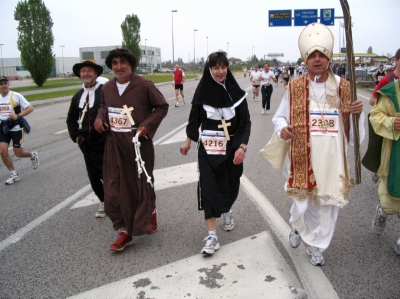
[298,23,334,62]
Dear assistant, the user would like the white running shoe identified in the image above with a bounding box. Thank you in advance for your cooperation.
[222,211,234,231]
[31,152,39,170]
[255,97,258,102]
[201,235,220,255]
[288,229,301,248]
[307,246,325,266]
[372,205,387,236]
[175,102,180,107]
[5,173,20,185]
[394,238,400,255]
[266,110,270,115]
[261,109,265,115]
[95,202,106,218]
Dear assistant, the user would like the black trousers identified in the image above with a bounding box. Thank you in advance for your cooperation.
[261,85,273,110]
[80,142,104,202]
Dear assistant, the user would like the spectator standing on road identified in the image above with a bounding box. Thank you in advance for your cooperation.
[94,48,168,252]
[173,64,186,107]
[0,75,39,185]
[370,50,400,106]
[266,23,364,266]
[281,65,290,87]
[288,65,295,81]
[67,61,107,218]
[369,78,400,255]
[373,64,387,86]
[249,65,261,101]
[260,63,277,115]
[274,67,280,87]
[180,51,251,256]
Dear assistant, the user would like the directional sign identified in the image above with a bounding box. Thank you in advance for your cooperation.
[320,8,335,26]
[294,9,318,26]
[269,10,292,27]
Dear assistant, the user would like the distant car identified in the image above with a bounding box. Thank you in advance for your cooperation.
[367,67,378,76]
[153,68,162,73]
[136,68,148,75]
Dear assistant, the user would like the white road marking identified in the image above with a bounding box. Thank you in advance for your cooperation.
[153,122,187,146]
[54,129,68,135]
[160,127,186,145]
[70,192,99,209]
[0,185,92,252]
[71,162,198,209]
[67,231,305,299]
[240,175,339,299]
[357,93,370,100]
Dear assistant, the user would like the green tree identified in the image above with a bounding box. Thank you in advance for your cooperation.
[14,0,54,86]
[367,46,373,53]
[121,14,141,69]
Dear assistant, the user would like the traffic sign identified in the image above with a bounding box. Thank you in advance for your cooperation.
[269,10,292,27]
[294,9,317,26]
[320,8,335,26]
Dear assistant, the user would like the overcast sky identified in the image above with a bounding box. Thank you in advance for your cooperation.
[1,0,398,64]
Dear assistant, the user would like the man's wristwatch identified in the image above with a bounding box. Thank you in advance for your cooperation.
[239,145,247,152]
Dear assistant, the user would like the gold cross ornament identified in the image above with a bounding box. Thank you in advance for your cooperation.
[218,118,231,141]
[121,104,135,126]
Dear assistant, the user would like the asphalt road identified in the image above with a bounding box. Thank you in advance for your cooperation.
[0,74,399,299]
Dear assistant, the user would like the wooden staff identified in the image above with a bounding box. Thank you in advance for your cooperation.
[340,0,361,184]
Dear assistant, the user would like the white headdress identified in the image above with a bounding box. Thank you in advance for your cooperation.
[298,23,334,62]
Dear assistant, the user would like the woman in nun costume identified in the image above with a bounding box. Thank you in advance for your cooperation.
[180,51,251,256]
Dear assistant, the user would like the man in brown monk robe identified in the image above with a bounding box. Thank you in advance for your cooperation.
[94,48,168,252]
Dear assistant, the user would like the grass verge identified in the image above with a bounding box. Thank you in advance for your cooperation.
[25,89,81,101]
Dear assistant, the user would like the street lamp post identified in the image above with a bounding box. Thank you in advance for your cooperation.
[171,10,177,65]
[206,37,208,57]
[251,46,255,66]
[60,45,65,76]
[0,44,4,75]
[193,29,197,76]
[145,39,147,71]
[227,42,229,56]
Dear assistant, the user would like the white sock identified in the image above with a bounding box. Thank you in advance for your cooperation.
[208,230,217,239]
[119,230,127,234]
[11,170,17,175]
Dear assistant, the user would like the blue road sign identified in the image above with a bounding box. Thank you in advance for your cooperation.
[294,9,318,26]
[269,10,292,27]
[320,8,335,26]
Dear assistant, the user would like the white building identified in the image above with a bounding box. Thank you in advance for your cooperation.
[0,57,80,78]
[79,45,161,73]
[0,44,161,79]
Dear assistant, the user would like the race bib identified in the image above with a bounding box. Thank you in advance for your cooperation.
[377,75,384,81]
[108,107,132,132]
[0,104,12,115]
[310,108,339,136]
[201,130,227,155]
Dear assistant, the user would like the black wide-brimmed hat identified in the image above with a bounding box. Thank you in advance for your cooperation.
[73,60,103,78]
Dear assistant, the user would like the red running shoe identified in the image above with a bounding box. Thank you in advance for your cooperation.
[109,232,133,252]
[148,210,158,234]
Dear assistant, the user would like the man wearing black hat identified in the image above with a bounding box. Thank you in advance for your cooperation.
[0,75,39,184]
[66,61,106,218]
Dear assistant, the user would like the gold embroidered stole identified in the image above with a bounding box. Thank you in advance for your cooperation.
[288,74,351,191]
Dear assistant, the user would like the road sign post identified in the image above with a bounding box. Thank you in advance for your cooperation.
[320,8,335,26]
[294,9,317,26]
[269,10,292,27]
